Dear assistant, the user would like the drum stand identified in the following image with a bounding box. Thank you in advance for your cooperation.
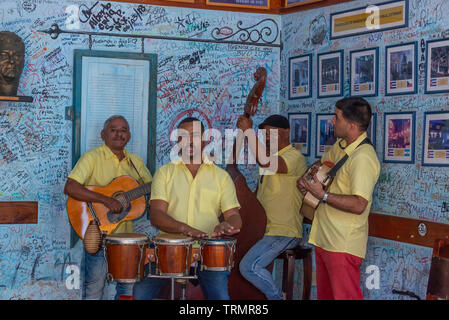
[146,263,199,300]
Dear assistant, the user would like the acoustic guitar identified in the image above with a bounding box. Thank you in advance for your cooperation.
[299,161,334,221]
[66,175,151,239]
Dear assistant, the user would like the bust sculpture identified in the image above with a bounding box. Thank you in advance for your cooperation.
[0,31,25,96]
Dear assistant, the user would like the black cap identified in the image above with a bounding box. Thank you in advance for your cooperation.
[258,114,290,129]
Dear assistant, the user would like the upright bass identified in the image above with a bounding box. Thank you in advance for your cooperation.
[226,67,270,300]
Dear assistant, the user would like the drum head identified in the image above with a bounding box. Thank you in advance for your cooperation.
[199,236,236,246]
[105,233,149,245]
[152,233,194,244]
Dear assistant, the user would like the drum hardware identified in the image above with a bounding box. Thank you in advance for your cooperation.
[144,234,238,300]
[103,233,149,283]
[198,237,237,272]
[148,234,196,277]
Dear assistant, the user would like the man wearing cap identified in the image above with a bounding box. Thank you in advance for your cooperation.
[236,114,307,300]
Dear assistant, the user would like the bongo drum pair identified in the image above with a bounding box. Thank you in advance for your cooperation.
[148,234,237,277]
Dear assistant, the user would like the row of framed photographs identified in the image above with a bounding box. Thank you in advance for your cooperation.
[288,111,449,166]
[288,38,449,99]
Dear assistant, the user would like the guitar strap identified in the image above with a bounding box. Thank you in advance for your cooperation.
[128,157,151,219]
[128,157,145,186]
[327,137,373,178]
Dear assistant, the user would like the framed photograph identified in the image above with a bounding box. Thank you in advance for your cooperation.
[289,54,312,99]
[350,48,379,97]
[317,50,343,98]
[385,42,417,96]
[367,112,377,150]
[316,113,336,158]
[425,38,449,94]
[383,112,415,163]
[330,0,409,39]
[288,112,311,156]
[422,111,449,167]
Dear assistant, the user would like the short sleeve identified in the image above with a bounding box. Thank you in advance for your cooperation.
[149,166,168,202]
[350,152,380,201]
[321,140,340,164]
[68,152,95,185]
[219,173,241,213]
[280,150,307,176]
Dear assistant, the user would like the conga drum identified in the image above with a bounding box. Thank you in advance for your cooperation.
[104,233,149,283]
[198,237,236,272]
[151,234,195,277]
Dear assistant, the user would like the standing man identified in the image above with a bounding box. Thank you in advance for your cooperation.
[236,114,307,300]
[297,97,380,300]
[133,117,242,300]
[64,115,152,300]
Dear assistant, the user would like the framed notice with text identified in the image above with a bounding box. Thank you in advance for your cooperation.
[383,112,415,164]
[422,111,449,167]
[72,50,157,173]
[330,0,408,39]
[206,0,270,9]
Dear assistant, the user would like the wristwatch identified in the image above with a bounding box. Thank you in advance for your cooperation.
[322,191,329,203]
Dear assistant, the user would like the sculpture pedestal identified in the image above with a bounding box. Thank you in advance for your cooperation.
[0,95,33,103]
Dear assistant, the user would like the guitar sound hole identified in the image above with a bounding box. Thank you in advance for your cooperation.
[107,203,132,223]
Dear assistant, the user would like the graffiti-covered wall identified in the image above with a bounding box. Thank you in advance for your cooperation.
[0,0,446,300]
[0,0,280,299]
[280,0,449,299]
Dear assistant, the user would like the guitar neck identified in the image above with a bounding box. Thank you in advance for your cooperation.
[123,182,151,202]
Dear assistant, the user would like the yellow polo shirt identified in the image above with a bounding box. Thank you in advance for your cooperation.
[308,132,380,258]
[68,144,153,234]
[257,144,307,238]
[150,158,240,236]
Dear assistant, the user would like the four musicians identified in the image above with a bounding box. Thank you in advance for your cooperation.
[69,97,380,300]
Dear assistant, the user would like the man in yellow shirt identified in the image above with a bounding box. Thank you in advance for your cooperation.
[133,117,242,300]
[64,115,152,300]
[297,97,380,300]
[236,114,307,300]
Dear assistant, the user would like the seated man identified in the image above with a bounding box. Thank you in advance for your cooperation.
[64,115,152,300]
[237,114,307,300]
[133,117,242,300]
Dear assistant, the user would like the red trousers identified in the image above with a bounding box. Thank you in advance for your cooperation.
[315,246,364,300]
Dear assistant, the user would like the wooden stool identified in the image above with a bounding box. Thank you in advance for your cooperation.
[276,245,312,300]
[427,239,449,300]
